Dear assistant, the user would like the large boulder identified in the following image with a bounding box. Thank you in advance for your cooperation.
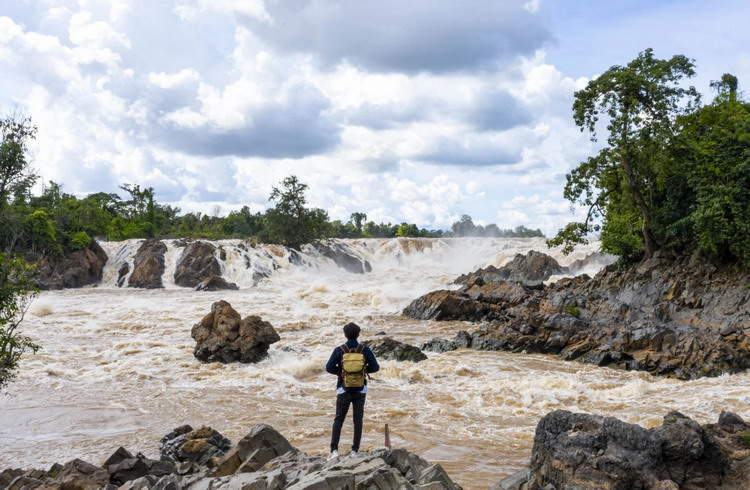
[195,275,238,291]
[128,239,167,288]
[311,242,372,274]
[174,241,221,288]
[191,301,281,363]
[526,409,750,490]
[454,251,566,287]
[34,240,108,290]
[364,337,428,362]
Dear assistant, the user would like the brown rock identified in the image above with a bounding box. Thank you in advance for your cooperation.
[192,301,280,363]
[35,241,108,290]
[174,241,221,288]
[128,239,167,289]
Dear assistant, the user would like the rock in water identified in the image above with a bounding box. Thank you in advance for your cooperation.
[195,275,239,291]
[454,250,566,287]
[34,240,109,290]
[128,239,167,288]
[311,242,372,274]
[407,253,750,380]
[174,241,221,287]
[526,409,750,489]
[191,301,280,363]
[364,337,428,362]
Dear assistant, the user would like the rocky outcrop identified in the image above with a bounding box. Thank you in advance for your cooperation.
[195,275,238,291]
[364,337,428,362]
[34,241,108,290]
[567,251,617,274]
[128,239,167,289]
[174,241,221,288]
[191,300,280,363]
[160,425,231,471]
[455,251,566,287]
[2,424,462,490]
[407,252,750,379]
[104,447,175,486]
[507,409,750,490]
[311,242,373,274]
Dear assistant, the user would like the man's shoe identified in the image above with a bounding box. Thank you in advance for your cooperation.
[350,451,358,457]
[328,450,339,460]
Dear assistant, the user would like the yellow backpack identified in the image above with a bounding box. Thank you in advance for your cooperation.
[340,345,366,389]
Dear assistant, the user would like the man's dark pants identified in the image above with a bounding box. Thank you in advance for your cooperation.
[330,391,366,452]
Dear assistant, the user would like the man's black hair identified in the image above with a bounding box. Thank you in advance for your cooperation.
[343,322,361,340]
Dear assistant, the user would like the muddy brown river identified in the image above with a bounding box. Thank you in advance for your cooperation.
[2,238,749,489]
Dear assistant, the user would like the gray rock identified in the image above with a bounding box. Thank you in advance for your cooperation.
[195,275,239,291]
[405,252,750,380]
[212,424,295,477]
[363,337,428,362]
[528,409,740,489]
[454,251,566,287]
[285,470,355,490]
[311,242,372,274]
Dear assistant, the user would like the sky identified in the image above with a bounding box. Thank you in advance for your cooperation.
[1,0,749,234]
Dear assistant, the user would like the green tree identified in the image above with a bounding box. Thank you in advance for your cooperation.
[667,75,750,263]
[0,253,39,391]
[0,115,37,211]
[350,212,367,234]
[262,176,331,249]
[549,49,700,258]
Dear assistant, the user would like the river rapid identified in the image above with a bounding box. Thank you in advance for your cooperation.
[2,237,750,489]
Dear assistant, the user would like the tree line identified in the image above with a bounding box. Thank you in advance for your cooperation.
[549,49,750,266]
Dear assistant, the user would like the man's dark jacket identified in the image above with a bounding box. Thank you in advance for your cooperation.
[326,339,380,392]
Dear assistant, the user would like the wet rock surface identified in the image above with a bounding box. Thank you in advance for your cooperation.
[309,241,372,274]
[364,337,428,362]
[174,241,221,288]
[1,424,462,490]
[33,240,108,290]
[454,250,566,287]
[191,300,280,363]
[407,253,750,379]
[194,275,238,291]
[513,409,750,490]
[128,239,167,289]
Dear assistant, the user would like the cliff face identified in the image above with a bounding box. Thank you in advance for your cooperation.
[408,251,750,379]
[33,241,108,290]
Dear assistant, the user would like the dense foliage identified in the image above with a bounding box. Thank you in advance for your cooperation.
[0,253,39,391]
[449,214,543,238]
[549,49,750,265]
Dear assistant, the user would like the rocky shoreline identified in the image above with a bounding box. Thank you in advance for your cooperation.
[0,423,462,490]
[407,251,750,380]
[5,409,750,490]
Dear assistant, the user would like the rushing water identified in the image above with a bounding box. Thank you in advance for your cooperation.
[2,237,750,489]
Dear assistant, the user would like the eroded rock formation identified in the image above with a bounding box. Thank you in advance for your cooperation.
[191,300,280,363]
[364,337,428,362]
[128,239,167,289]
[411,252,750,379]
[34,241,108,290]
[174,241,221,287]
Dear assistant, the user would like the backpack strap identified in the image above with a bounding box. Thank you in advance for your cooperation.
[340,344,350,354]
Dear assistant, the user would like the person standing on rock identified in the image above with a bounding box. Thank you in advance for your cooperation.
[325,322,380,459]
